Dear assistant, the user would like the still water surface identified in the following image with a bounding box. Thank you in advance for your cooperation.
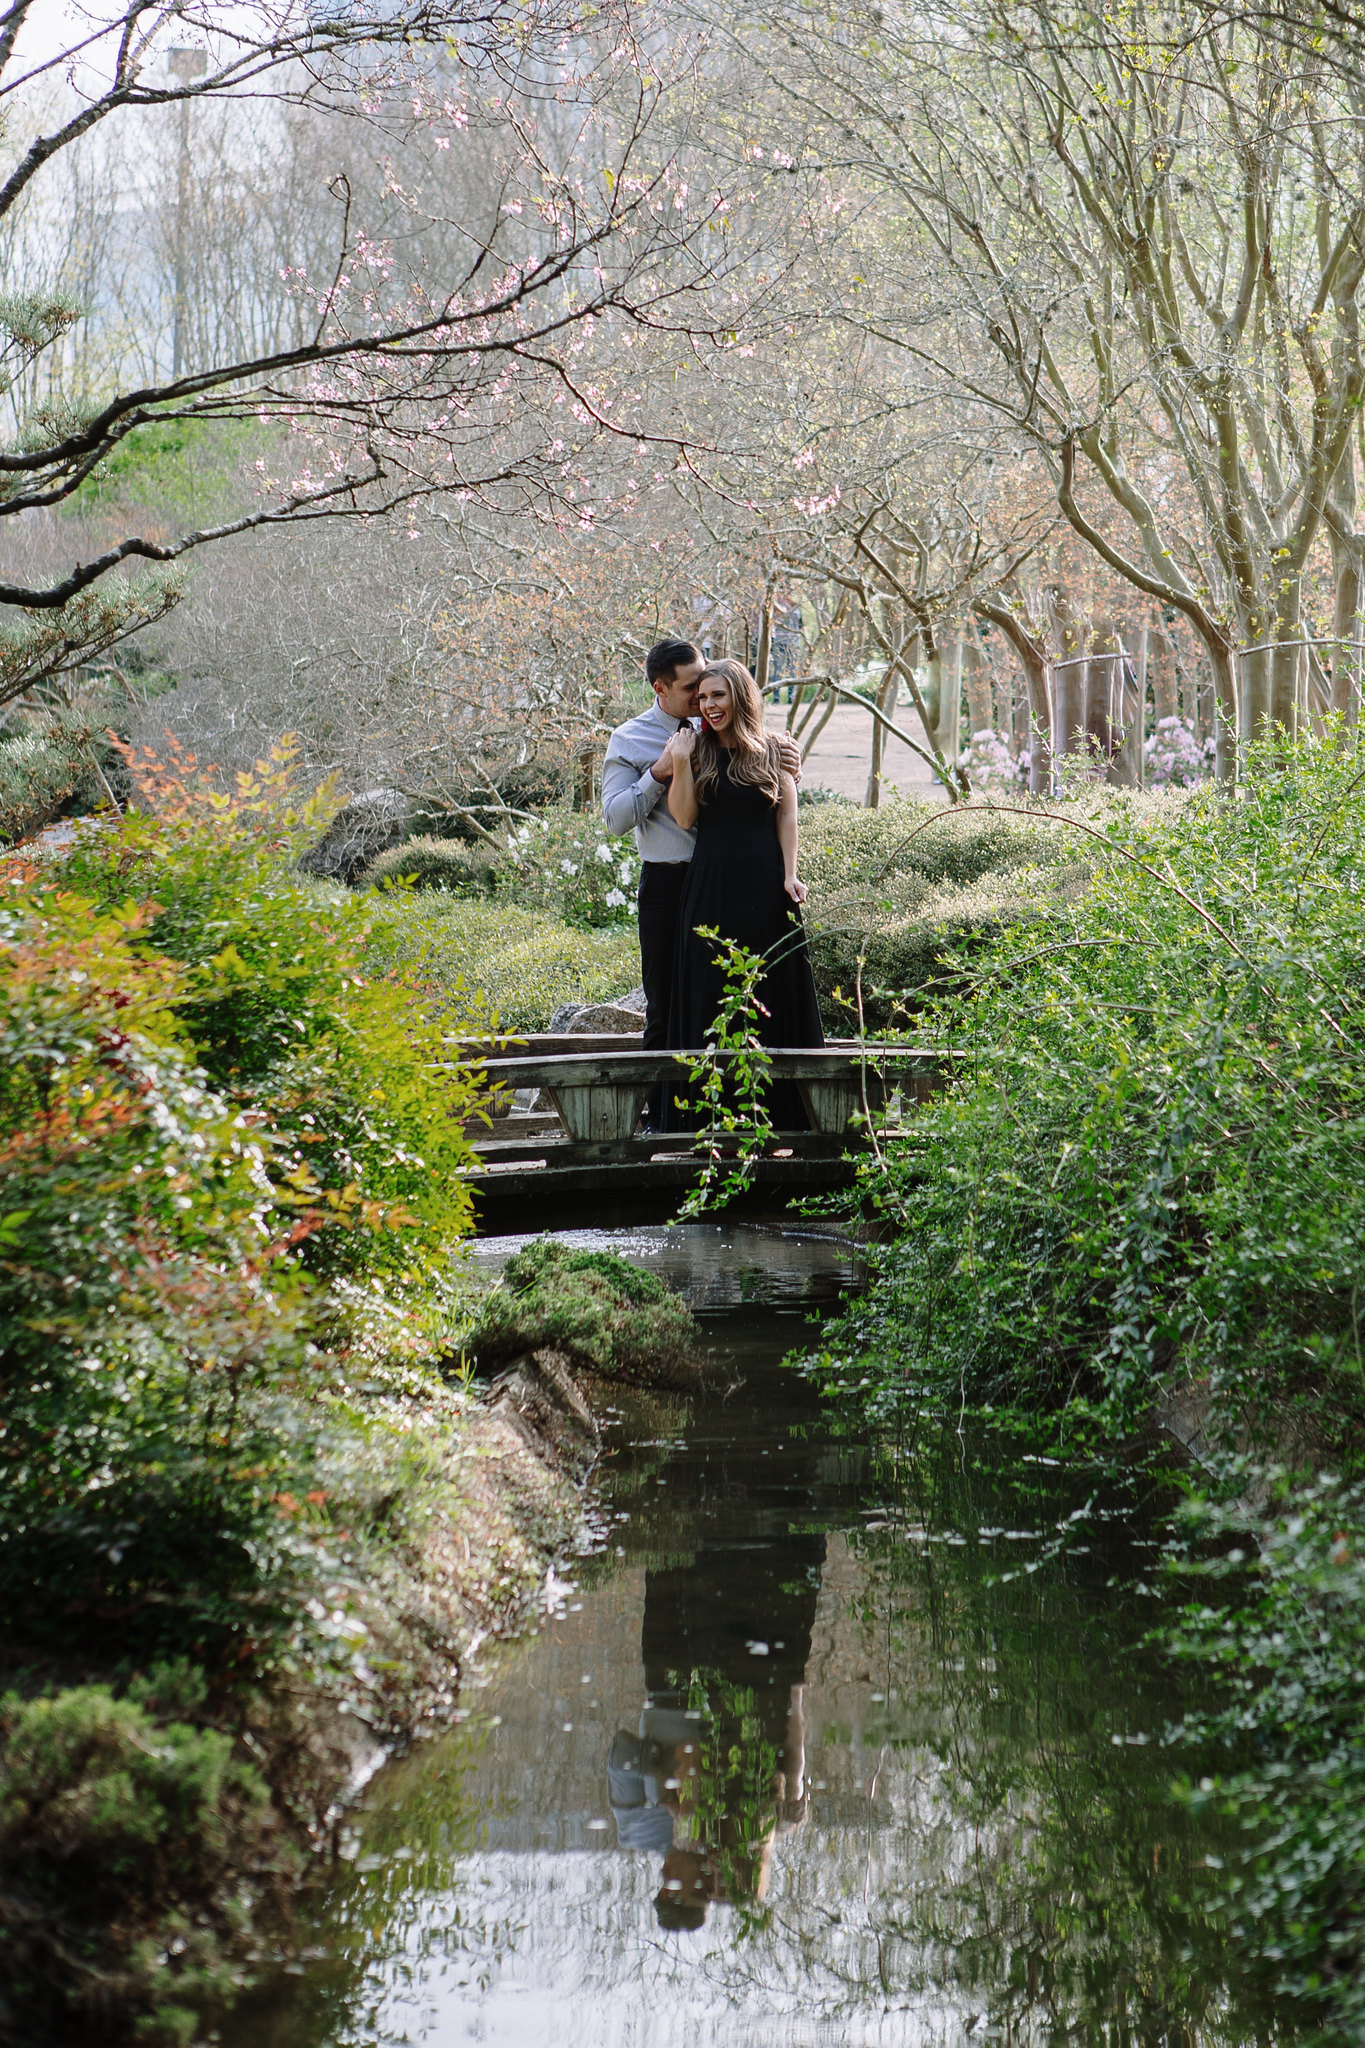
[224,1224,1293,2048]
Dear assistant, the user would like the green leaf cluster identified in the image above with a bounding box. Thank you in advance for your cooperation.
[0,747,488,1663]
[0,1672,280,2046]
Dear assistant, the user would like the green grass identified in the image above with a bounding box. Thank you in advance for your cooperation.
[367,894,640,1030]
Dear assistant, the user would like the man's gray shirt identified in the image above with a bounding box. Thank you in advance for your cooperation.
[601,700,698,863]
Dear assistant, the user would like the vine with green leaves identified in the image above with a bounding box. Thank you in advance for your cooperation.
[676,929,777,1217]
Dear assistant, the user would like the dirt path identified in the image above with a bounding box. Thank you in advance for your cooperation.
[785,700,948,803]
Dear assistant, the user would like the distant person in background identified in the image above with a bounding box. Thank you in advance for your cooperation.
[601,640,801,1131]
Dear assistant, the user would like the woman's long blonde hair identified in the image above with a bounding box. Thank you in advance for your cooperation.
[692,658,782,808]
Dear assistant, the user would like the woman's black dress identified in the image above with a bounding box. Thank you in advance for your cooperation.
[663,756,824,1130]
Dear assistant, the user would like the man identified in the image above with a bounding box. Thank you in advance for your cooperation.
[601,638,801,1123]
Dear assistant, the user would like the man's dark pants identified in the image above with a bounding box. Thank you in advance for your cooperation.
[638,860,688,1128]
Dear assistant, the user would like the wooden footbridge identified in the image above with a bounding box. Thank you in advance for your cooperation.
[446,1032,958,1217]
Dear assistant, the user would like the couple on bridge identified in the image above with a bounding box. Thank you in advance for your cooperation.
[601,639,824,1133]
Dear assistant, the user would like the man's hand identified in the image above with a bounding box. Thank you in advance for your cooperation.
[777,731,802,783]
[649,733,681,783]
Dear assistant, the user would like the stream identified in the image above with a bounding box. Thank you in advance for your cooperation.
[221,1222,1296,2048]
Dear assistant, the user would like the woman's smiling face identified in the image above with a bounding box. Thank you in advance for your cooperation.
[699,674,734,735]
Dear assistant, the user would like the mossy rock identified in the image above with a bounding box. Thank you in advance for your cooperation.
[467,1239,696,1387]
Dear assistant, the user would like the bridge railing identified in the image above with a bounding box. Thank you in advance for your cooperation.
[437,1035,960,1147]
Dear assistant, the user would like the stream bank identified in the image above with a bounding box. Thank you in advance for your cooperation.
[0,1237,696,2048]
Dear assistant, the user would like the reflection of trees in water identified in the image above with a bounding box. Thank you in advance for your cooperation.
[623,1533,824,1934]
[221,1428,1305,2047]
[780,1435,1300,2045]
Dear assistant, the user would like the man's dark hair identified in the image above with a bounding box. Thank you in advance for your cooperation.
[654,1894,708,1932]
[646,638,700,688]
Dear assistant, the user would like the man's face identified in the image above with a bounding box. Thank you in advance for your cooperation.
[657,1847,713,1920]
[654,656,704,723]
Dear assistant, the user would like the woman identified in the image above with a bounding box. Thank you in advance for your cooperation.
[663,659,823,1125]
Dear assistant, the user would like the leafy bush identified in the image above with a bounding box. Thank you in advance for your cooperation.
[501,806,641,927]
[465,1238,696,1386]
[1166,1467,1365,2032]
[799,797,1082,1026]
[54,740,480,1275]
[363,807,641,929]
[821,741,1365,1436]
[809,743,1365,2037]
[365,894,639,1031]
[0,748,487,1666]
[957,727,1028,790]
[363,834,502,896]
[0,712,101,843]
[0,1673,280,2045]
[1145,716,1217,787]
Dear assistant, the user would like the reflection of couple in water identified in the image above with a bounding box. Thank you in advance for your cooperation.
[607,1532,823,1930]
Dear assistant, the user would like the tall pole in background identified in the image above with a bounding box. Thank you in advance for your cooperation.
[168,48,207,378]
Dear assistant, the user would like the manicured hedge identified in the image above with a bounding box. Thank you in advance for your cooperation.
[365,893,639,1031]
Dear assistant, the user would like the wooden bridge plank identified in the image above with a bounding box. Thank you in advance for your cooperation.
[470,1131,852,1167]
[468,1151,860,1204]
[469,1047,953,1087]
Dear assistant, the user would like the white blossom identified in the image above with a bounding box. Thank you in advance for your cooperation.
[959,728,1027,790]
[605,888,627,909]
[1144,716,1215,788]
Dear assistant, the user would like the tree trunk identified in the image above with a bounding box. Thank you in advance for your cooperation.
[1209,644,1238,784]
[1046,587,1092,772]
[1239,638,1302,762]
[1332,546,1365,725]
[974,595,1050,794]
[1150,629,1179,724]
[574,742,595,811]
[962,635,993,737]
[923,631,961,774]
[1086,616,1121,765]
[754,574,777,696]
[864,660,899,808]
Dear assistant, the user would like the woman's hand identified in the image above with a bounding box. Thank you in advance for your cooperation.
[784,874,808,905]
[666,722,700,829]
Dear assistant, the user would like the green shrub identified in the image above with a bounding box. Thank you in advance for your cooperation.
[821,742,1365,1436]
[0,749,486,1664]
[54,742,482,1274]
[810,746,1365,2038]
[799,798,1084,1026]
[0,713,98,844]
[0,1674,280,2044]
[1164,1468,1365,2034]
[363,835,502,897]
[500,806,641,928]
[465,1238,696,1386]
[365,807,643,929]
[366,894,639,1030]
